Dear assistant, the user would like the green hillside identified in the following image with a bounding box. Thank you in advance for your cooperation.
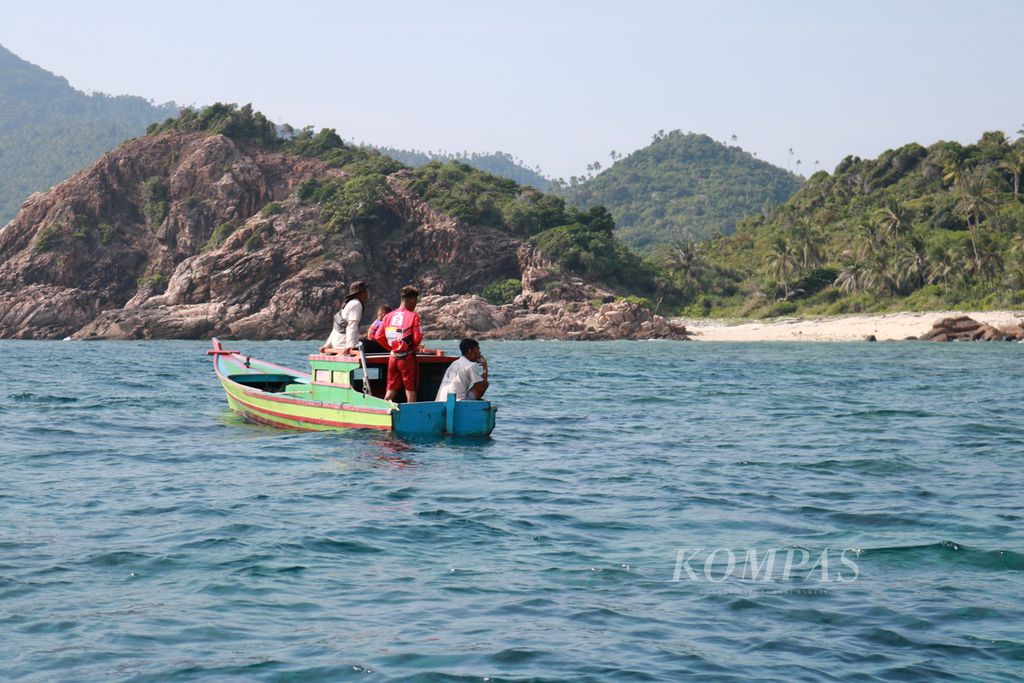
[554,130,804,252]
[676,131,1024,317]
[0,44,178,224]
[372,147,551,191]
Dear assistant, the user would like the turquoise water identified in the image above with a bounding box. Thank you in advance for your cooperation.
[2,340,1023,681]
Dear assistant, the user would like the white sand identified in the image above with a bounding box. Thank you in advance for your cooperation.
[679,311,1024,342]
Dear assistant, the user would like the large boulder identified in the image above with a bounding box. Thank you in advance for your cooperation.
[923,316,1024,342]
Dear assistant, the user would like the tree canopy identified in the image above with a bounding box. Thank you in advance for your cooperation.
[679,132,1024,316]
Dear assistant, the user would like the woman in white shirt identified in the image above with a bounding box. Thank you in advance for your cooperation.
[321,280,369,354]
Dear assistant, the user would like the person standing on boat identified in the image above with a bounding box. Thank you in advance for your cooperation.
[435,338,489,401]
[373,285,423,402]
[320,280,369,355]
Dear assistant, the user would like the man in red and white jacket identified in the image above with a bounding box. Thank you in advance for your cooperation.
[372,285,424,402]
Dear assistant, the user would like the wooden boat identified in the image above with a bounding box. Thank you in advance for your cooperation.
[208,338,496,436]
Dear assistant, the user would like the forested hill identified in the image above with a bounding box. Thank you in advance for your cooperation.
[0,44,178,224]
[373,147,551,191]
[553,131,804,252]
[685,132,1024,317]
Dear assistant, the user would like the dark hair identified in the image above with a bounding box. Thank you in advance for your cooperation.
[459,338,480,355]
[400,285,419,299]
[377,304,391,316]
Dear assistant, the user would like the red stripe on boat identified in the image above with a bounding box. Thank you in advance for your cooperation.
[230,393,391,430]
[239,387,391,415]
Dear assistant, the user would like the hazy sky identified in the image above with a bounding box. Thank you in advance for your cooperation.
[3,0,1022,179]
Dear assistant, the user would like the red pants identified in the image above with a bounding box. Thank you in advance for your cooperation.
[387,354,419,392]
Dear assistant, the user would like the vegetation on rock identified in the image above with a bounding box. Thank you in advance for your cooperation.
[375,147,551,191]
[481,278,521,305]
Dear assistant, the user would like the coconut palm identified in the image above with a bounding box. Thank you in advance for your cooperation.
[893,239,929,294]
[855,222,885,260]
[834,261,866,294]
[664,239,705,285]
[860,253,893,295]
[875,200,911,261]
[943,161,994,272]
[998,148,1024,201]
[1007,234,1024,286]
[764,238,799,298]
[972,231,1004,283]
[927,245,968,292]
[790,223,825,270]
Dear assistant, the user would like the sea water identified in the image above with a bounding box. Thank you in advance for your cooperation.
[1,340,1022,681]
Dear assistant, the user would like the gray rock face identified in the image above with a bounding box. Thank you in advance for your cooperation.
[0,131,688,341]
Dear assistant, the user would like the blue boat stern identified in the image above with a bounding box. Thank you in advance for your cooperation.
[391,394,496,437]
[446,393,497,437]
[392,402,445,435]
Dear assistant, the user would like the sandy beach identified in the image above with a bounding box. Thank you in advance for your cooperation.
[679,310,1024,342]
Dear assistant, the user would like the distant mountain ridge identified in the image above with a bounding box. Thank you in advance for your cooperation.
[0,44,178,224]
[372,147,551,191]
[554,131,804,251]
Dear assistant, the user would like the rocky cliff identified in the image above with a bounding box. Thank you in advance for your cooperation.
[0,130,687,341]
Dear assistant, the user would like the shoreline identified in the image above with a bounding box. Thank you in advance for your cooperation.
[678,310,1024,342]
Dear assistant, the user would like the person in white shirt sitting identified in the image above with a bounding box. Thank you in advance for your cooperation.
[435,338,489,401]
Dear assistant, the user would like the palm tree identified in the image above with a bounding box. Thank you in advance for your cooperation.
[972,231,1004,283]
[943,160,991,272]
[893,238,928,294]
[862,254,895,295]
[855,222,885,260]
[875,200,911,261]
[790,223,824,270]
[834,260,866,294]
[1008,234,1024,286]
[998,148,1024,201]
[764,238,799,298]
[927,245,968,293]
[664,239,706,285]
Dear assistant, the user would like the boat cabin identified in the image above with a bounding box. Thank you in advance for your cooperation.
[307,350,456,402]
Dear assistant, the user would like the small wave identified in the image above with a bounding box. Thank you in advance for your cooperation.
[10,392,78,404]
[796,457,919,475]
[839,409,936,419]
[855,541,1024,570]
[487,647,545,664]
[299,537,383,554]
